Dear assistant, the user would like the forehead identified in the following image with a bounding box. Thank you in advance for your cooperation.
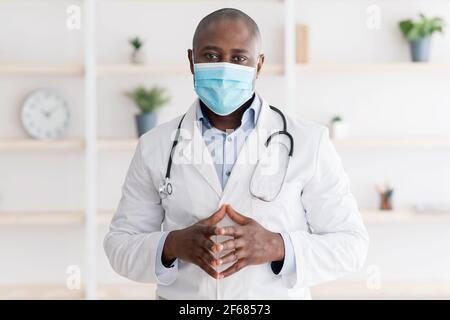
[195,18,258,52]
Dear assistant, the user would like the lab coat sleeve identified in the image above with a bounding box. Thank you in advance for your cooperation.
[271,232,296,275]
[103,138,177,284]
[286,128,369,288]
[155,232,179,283]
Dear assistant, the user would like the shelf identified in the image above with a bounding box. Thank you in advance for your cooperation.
[0,210,114,226]
[2,137,449,152]
[361,209,450,223]
[311,279,450,299]
[0,64,84,76]
[4,280,450,299]
[0,283,156,300]
[297,63,450,73]
[97,63,284,76]
[333,137,450,149]
[0,139,85,151]
[2,208,449,226]
[97,138,138,150]
[0,211,84,226]
[3,137,447,152]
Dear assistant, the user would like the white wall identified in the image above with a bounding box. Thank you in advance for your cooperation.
[1,0,450,297]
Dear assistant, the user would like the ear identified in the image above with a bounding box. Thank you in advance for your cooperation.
[187,49,194,75]
[256,54,265,79]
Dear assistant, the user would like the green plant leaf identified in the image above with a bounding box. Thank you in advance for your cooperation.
[129,37,143,50]
[399,14,446,41]
[124,86,170,113]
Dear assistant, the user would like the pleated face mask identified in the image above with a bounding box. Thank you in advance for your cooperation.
[193,62,256,116]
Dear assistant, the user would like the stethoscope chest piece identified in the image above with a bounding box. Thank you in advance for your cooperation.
[159,177,172,199]
[158,105,293,202]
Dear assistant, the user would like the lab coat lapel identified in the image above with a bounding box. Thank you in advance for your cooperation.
[178,100,222,198]
[221,97,274,200]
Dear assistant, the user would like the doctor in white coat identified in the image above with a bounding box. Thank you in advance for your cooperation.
[104,8,369,300]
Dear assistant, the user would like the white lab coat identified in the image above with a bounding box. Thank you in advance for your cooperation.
[104,95,369,300]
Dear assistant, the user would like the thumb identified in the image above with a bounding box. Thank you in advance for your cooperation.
[226,205,248,225]
[201,205,227,225]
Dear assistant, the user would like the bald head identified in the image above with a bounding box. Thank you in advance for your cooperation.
[192,8,261,54]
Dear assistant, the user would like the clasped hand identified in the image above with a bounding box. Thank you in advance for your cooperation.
[163,204,285,279]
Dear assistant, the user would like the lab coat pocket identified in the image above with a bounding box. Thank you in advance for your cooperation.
[251,181,303,232]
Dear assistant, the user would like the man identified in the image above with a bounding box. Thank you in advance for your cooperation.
[104,8,369,300]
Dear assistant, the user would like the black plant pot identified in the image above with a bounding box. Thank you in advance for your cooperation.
[135,112,157,137]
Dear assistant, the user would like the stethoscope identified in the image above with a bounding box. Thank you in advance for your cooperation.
[158,105,294,200]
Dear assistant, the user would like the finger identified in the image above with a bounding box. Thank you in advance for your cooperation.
[201,205,227,225]
[216,249,245,265]
[200,237,216,252]
[197,257,221,279]
[199,247,217,266]
[202,225,224,237]
[220,225,243,238]
[217,238,245,251]
[226,205,248,225]
[220,259,247,278]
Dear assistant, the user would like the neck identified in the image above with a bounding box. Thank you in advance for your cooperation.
[200,93,256,131]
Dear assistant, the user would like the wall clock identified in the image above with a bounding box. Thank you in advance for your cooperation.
[21,89,70,139]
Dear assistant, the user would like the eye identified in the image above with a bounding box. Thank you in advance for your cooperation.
[232,55,248,63]
[205,52,220,61]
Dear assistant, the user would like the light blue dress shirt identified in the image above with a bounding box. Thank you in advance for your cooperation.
[155,95,296,281]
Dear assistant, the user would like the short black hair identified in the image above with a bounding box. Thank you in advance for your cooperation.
[192,8,261,52]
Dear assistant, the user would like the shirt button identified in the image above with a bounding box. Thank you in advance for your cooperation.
[226,171,231,176]
[227,136,232,142]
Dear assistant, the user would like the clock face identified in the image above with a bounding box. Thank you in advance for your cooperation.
[21,90,70,139]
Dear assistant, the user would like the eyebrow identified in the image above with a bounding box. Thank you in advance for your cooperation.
[200,46,250,55]
[201,45,224,52]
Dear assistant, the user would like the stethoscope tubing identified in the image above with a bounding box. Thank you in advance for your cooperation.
[160,105,293,198]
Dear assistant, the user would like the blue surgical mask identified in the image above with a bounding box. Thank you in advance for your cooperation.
[193,62,256,116]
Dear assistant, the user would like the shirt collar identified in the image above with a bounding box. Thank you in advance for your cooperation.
[196,93,261,129]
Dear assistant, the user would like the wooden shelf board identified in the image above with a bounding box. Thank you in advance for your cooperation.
[97,138,138,150]
[8,137,450,152]
[0,139,85,151]
[3,208,447,227]
[3,281,450,299]
[0,211,84,226]
[311,279,450,299]
[0,64,84,76]
[0,283,156,300]
[361,208,450,223]
[97,63,284,76]
[0,210,114,226]
[333,137,450,149]
[297,63,450,73]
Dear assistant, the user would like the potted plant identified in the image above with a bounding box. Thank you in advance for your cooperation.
[125,86,170,137]
[129,36,146,64]
[399,14,445,62]
[329,115,348,140]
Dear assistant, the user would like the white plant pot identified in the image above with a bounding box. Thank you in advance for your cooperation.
[131,50,146,64]
[330,121,348,140]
